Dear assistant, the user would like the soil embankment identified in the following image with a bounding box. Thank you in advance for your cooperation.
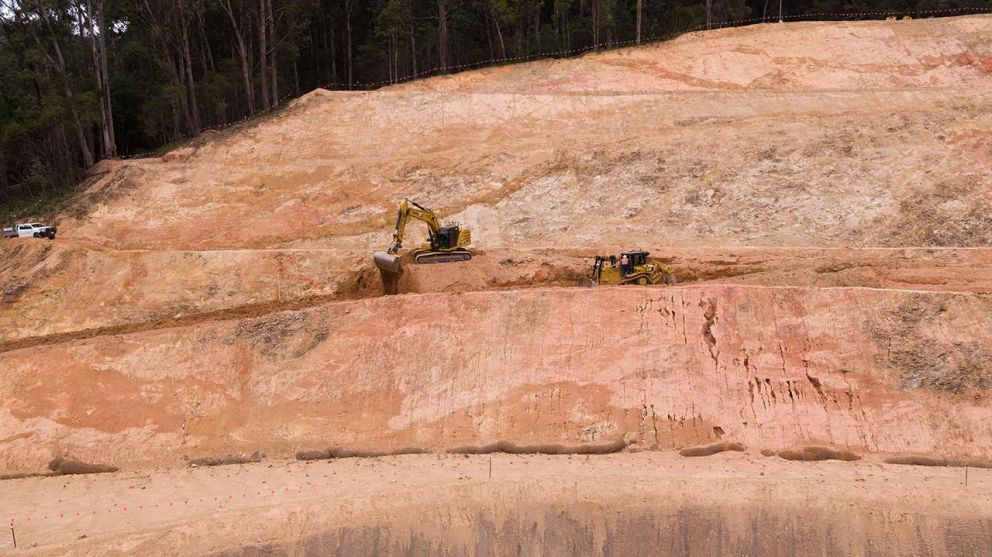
[4,243,992,347]
[2,14,992,556]
[3,285,991,475]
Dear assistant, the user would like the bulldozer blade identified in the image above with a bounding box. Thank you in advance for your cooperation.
[373,251,402,273]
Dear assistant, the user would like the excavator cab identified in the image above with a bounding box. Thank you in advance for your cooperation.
[434,225,463,250]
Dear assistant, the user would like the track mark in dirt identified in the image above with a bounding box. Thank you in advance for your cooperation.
[447,438,628,455]
[776,446,861,462]
[48,457,119,475]
[0,292,352,355]
[679,441,745,457]
[884,455,992,468]
[297,447,429,461]
[188,452,265,468]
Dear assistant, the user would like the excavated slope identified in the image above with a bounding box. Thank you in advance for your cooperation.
[402,15,992,93]
[2,16,992,556]
[2,285,992,473]
[54,17,992,253]
[0,16,988,348]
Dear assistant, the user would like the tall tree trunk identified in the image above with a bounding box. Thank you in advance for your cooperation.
[197,3,216,72]
[706,0,712,29]
[219,0,256,114]
[33,0,94,167]
[293,57,299,94]
[386,35,393,83]
[194,4,213,126]
[345,0,353,88]
[592,0,599,48]
[177,0,201,131]
[409,23,417,76]
[267,0,278,106]
[258,0,270,109]
[317,5,327,78]
[169,49,195,135]
[393,32,399,81]
[330,23,337,84]
[81,0,115,157]
[438,0,448,70]
[534,8,540,52]
[563,6,570,50]
[140,0,193,134]
[484,10,494,61]
[95,0,115,155]
[491,0,506,58]
[636,0,642,44]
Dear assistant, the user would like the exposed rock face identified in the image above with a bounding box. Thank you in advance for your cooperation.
[3,285,990,474]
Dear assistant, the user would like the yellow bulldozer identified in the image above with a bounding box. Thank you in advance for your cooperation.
[581,250,675,286]
[373,199,472,274]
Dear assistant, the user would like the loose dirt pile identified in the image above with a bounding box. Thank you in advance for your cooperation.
[1,14,992,555]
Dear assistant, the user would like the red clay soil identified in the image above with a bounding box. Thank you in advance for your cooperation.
[2,285,991,475]
[2,15,992,556]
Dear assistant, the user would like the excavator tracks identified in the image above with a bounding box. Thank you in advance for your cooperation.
[413,249,472,265]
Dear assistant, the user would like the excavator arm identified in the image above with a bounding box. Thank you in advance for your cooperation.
[387,199,441,255]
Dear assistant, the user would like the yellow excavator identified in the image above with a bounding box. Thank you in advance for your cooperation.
[581,250,675,286]
[373,199,472,273]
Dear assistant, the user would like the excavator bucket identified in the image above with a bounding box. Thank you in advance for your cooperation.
[373,251,402,273]
[374,251,402,295]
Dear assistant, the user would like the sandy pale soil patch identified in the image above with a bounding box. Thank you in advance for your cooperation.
[2,452,990,556]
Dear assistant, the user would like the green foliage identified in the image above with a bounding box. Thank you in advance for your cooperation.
[0,188,75,224]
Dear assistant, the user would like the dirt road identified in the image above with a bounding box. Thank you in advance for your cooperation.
[3,452,991,556]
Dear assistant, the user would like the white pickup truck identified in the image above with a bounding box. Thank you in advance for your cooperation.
[3,222,57,239]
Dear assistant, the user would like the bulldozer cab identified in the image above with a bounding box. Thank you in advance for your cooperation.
[622,251,649,268]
